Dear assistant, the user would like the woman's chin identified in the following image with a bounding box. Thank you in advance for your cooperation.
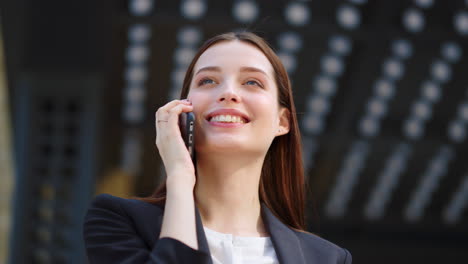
[196,140,260,155]
[195,133,271,155]
[200,141,247,152]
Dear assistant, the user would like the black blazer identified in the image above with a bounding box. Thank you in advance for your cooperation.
[83,194,352,264]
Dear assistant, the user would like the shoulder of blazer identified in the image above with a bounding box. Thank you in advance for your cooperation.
[90,193,165,214]
[84,194,170,250]
[292,229,352,264]
[261,204,352,264]
[89,193,167,222]
[85,193,212,258]
[86,194,166,232]
[84,195,213,263]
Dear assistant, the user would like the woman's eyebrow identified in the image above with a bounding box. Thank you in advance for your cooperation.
[195,66,221,75]
[239,66,268,76]
[194,66,269,77]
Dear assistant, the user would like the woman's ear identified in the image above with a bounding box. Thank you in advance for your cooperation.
[276,107,290,136]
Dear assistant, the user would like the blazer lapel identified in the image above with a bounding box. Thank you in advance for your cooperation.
[261,204,306,264]
[195,204,213,264]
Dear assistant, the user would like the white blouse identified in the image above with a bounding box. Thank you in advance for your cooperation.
[203,226,279,264]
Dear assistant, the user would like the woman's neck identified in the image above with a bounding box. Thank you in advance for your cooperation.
[194,153,269,237]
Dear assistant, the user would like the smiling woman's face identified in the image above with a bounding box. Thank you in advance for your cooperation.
[187,40,290,156]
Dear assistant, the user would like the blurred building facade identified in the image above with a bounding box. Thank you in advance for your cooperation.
[1,0,468,263]
[0,31,14,264]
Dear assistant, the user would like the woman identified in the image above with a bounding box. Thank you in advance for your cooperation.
[84,32,352,264]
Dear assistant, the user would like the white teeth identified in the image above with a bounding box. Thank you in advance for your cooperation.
[210,114,246,123]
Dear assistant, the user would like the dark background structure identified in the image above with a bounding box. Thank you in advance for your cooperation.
[2,0,468,263]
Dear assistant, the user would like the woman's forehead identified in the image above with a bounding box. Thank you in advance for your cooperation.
[194,41,274,76]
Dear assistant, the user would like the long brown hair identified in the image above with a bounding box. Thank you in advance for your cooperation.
[140,31,306,230]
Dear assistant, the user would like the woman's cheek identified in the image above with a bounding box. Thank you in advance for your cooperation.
[186,93,204,122]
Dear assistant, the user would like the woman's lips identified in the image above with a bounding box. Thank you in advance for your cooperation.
[205,108,250,123]
[206,119,247,128]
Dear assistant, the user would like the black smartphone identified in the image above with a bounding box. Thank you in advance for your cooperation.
[178,112,196,162]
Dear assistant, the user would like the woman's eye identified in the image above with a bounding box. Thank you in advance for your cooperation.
[198,78,215,86]
[245,80,263,88]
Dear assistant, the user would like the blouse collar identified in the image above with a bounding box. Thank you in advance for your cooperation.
[194,202,306,264]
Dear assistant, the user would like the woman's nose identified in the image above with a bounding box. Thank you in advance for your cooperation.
[217,83,241,103]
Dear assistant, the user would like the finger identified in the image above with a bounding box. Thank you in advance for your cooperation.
[156,100,191,119]
[159,99,191,112]
[167,104,193,122]
[155,104,193,129]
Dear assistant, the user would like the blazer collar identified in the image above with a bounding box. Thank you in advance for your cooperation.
[261,203,306,264]
[194,203,306,264]
[194,205,212,260]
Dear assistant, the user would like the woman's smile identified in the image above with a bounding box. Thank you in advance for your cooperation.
[210,115,246,123]
[205,108,250,128]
